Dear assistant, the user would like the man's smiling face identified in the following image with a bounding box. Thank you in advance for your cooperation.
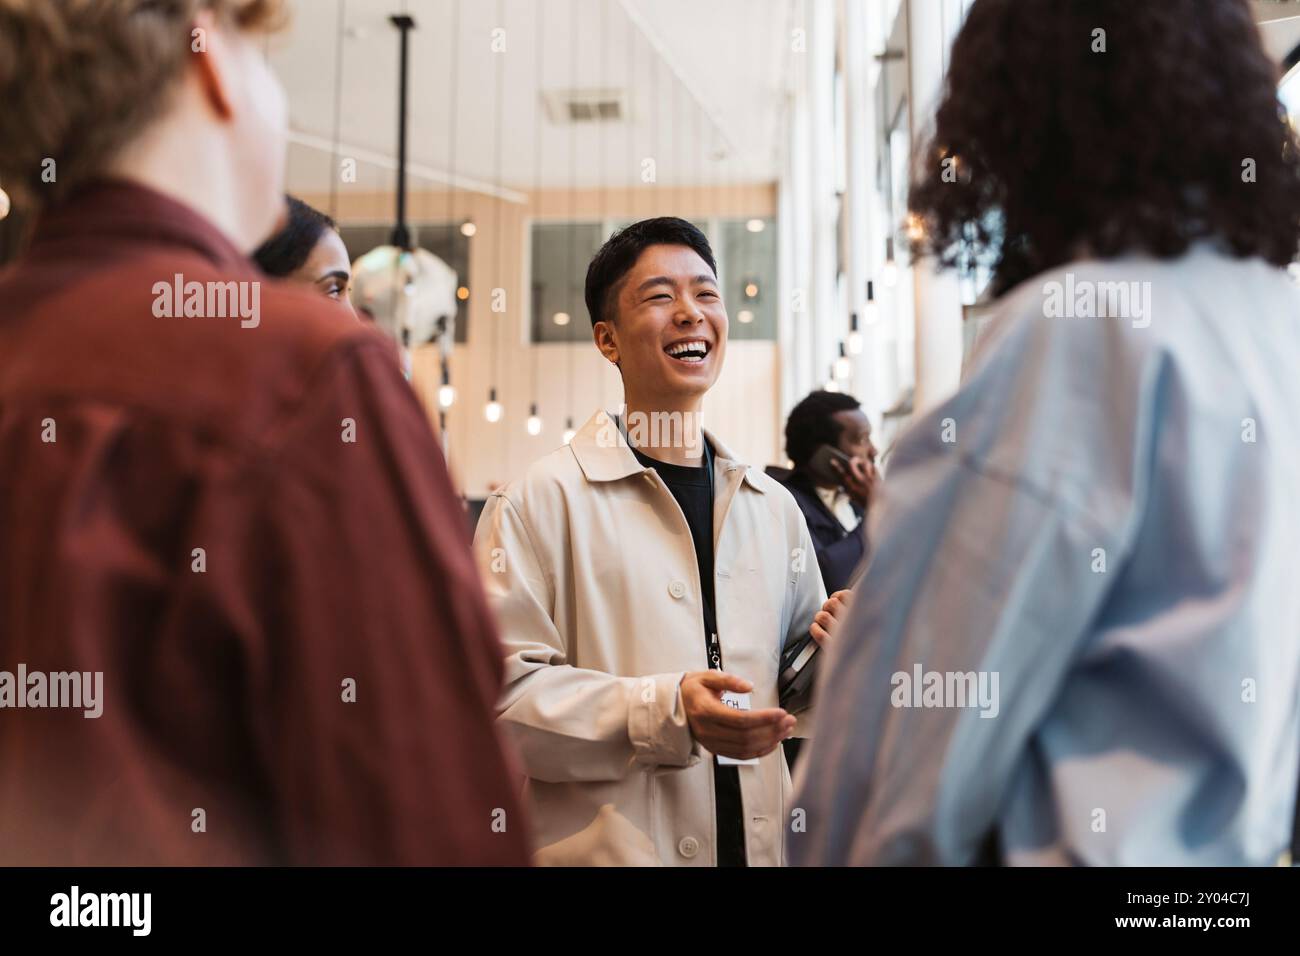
[595,243,729,404]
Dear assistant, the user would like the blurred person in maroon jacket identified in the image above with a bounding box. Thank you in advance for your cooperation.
[0,0,528,865]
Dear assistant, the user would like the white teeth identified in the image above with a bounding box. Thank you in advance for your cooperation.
[665,340,709,358]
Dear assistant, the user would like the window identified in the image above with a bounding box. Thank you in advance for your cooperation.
[529,221,605,343]
[716,217,777,341]
[338,223,471,343]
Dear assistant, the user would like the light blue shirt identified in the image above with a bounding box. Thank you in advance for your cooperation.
[792,246,1300,865]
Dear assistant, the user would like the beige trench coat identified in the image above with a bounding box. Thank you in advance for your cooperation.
[473,409,826,866]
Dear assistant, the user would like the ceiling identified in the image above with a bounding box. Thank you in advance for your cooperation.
[1256,0,1300,62]
[271,0,798,198]
[270,0,1300,200]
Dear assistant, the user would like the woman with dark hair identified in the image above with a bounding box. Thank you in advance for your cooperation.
[794,0,1300,866]
[253,195,355,314]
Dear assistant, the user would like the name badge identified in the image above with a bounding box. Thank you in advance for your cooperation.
[716,691,759,766]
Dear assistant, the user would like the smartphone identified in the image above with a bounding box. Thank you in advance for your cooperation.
[778,632,820,715]
[806,443,854,488]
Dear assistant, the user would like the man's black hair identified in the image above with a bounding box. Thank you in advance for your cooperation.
[583,216,717,327]
[252,195,338,278]
[785,390,862,470]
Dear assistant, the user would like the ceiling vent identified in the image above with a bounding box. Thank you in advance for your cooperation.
[543,89,627,124]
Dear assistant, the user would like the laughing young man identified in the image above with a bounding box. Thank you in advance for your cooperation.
[474,217,848,866]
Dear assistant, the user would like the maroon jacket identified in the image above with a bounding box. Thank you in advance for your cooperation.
[0,180,529,865]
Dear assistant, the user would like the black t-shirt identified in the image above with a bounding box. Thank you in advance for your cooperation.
[630,442,747,868]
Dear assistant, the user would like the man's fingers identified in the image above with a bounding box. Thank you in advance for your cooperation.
[702,717,797,759]
[700,703,791,731]
[811,620,829,646]
[696,671,754,694]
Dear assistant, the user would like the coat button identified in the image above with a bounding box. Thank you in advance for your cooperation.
[668,580,686,599]
[678,836,700,859]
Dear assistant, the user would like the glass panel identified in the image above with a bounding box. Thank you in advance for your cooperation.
[717,217,777,341]
[530,221,603,342]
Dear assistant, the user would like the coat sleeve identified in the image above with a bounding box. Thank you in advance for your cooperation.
[474,492,700,784]
[813,520,866,594]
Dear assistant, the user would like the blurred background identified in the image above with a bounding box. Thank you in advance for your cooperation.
[6,0,1300,497]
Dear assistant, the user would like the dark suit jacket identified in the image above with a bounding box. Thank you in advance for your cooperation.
[766,466,866,594]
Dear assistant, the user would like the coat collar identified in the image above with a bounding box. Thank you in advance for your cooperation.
[30,178,252,274]
[569,408,766,493]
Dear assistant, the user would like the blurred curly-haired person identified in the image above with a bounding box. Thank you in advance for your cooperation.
[794,0,1300,866]
[0,1,527,865]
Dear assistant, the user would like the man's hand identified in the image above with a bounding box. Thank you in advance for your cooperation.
[810,589,853,647]
[680,671,795,760]
[833,455,880,511]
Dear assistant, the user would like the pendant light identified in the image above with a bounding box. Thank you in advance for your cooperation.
[484,0,506,425]
[882,237,899,287]
[527,5,545,436]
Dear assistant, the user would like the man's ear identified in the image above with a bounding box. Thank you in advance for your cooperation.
[189,10,236,121]
[593,321,619,366]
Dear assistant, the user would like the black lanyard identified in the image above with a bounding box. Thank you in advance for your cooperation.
[617,413,720,668]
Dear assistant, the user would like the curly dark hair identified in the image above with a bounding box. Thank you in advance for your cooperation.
[785,390,861,470]
[908,0,1300,297]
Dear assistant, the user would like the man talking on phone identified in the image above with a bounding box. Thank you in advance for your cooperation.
[473,218,849,866]
[767,391,880,595]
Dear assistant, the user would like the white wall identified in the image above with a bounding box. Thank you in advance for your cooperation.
[776,0,971,451]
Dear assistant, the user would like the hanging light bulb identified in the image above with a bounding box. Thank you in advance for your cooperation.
[526,402,543,436]
[562,416,576,445]
[460,219,477,237]
[745,218,765,233]
[744,281,759,299]
[552,311,571,326]
[438,359,455,409]
[862,279,879,326]
[485,387,503,423]
[905,211,926,243]
[882,238,899,288]
[0,185,10,222]
[737,309,754,324]
[834,342,852,381]
[847,312,863,355]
